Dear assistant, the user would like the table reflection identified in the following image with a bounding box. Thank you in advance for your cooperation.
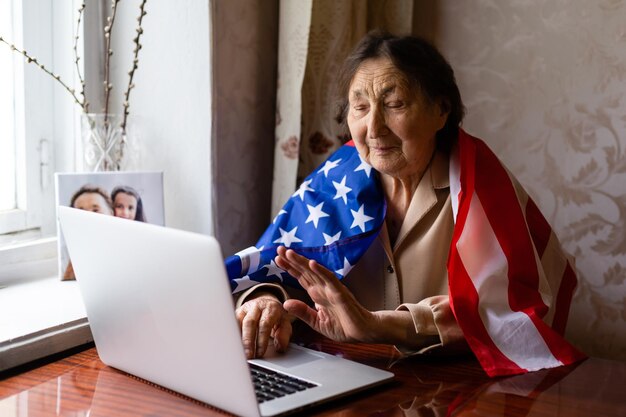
[0,360,98,417]
[0,357,219,417]
[369,379,484,417]
[90,364,218,416]
[375,357,626,417]
[457,358,626,417]
[2,344,625,417]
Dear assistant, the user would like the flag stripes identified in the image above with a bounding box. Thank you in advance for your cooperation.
[449,130,585,376]
[525,198,552,258]
[455,190,563,374]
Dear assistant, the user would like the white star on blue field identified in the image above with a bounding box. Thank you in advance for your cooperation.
[225,143,386,291]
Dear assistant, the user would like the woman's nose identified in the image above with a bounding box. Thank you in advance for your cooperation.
[367,106,388,138]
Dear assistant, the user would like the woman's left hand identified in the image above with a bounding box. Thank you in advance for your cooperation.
[274,246,381,343]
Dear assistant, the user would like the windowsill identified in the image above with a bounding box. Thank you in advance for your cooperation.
[0,276,92,372]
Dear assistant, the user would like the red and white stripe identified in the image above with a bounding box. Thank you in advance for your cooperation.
[448,130,585,377]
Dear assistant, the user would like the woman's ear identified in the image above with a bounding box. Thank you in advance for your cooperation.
[434,98,450,131]
[439,98,451,118]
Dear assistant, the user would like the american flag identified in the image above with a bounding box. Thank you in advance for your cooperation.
[225,141,386,293]
[448,129,585,376]
[225,129,585,377]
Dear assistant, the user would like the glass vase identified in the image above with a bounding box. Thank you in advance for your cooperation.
[79,113,139,171]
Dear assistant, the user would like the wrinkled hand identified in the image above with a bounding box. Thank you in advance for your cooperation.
[236,294,292,359]
[275,246,379,343]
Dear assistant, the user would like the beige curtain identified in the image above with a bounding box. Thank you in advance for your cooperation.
[271,0,417,215]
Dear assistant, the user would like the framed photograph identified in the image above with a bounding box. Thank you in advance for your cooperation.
[55,171,165,280]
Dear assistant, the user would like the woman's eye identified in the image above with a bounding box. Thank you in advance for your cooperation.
[385,101,402,108]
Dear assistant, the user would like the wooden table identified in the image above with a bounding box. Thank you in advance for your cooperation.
[1,334,625,417]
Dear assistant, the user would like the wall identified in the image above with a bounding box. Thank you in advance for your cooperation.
[108,0,213,235]
[416,0,626,360]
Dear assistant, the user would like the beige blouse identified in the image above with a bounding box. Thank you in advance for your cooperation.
[236,148,467,355]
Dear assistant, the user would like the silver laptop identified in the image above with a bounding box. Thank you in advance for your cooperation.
[58,206,394,417]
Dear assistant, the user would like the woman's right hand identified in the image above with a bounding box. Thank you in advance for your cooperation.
[235,293,293,359]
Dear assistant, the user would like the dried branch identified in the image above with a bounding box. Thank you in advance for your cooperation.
[73,2,89,112]
[1,1,148,172]
[121,0,147,132]
[103,0,121,122]
[0,36,85,110]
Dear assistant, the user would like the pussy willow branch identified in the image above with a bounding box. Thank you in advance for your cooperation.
[121,0,147,132]
[0,37,85,110]
[73,2,89,113]
[103,0,121,123]
[2,1,148,171]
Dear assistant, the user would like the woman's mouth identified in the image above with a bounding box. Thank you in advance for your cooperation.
[369,145,395,155]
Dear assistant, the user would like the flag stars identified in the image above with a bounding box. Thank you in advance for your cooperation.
[350,204,374,233]
[354,154,372,177]
[263,260,286,281]
[332,176,352,204]
[323,231,341,245]
[292,179,314,201]
[232,276,259,293]
[273,226,303,247]
[335,257,353,277]
[305,202,330,228]
[317,158,341,177]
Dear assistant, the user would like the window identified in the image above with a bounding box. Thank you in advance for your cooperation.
[0,0,30,236]
[0,0,80,283]
[0,1,15,215]
[1,0,51,238]
[1,2,88,371]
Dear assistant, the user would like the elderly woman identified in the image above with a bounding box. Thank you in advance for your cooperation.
[232,32,583,377]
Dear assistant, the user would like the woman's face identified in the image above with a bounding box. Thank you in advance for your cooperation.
[73,193,112,215]
[113,192,138,220]
[346,57,448,179]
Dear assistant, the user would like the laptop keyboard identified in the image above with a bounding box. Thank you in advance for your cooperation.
[249,363,318,403]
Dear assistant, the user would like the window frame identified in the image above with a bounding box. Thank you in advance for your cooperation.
[0,0,83,284]
[0,0,53,236]
[0,2,91,370]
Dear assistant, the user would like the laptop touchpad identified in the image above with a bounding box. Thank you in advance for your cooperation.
[254,344,324,368]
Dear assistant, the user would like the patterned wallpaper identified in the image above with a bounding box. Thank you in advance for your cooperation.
[425,0,626,360]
